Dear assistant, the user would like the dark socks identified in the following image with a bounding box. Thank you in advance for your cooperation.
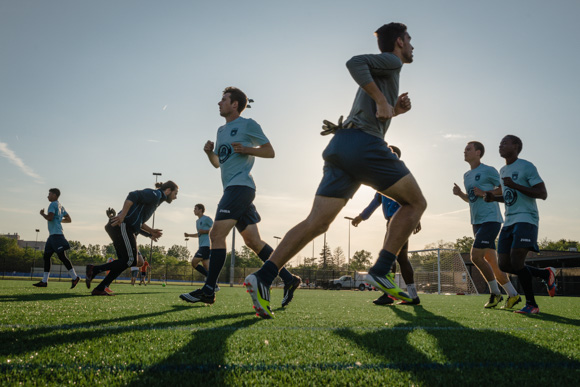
[202,249,226,295]
[256,261,279,287]
[258,244,293,284]
[516,266,537,306]
[95,260,126,290]
[369,250,398,276]
[195,264,209,277]
[526,265,549,281]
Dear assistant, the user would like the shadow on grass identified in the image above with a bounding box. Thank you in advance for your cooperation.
[0,293,86,302]
[334,304,580,384]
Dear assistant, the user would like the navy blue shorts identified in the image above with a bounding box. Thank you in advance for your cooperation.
[497,223,539,254]
[44,234,70,255]
[215,186,261,233]
[194,246,210,260]
[316,129,410,199]
[472,222,501,249]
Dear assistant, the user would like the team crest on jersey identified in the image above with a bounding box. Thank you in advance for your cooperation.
[468,188,477,203]
[504,188,517,207]
[218,144,232,164]
[512,172,519,180]
[475,174,481,181]
[230,128,238,136]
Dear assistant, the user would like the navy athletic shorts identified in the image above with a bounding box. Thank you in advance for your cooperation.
[316,129,410,199]
[215,185,261,232]
[497,222,539,254]
[44,234,71,255]
[194,246,210,260]
[472,222,502,250]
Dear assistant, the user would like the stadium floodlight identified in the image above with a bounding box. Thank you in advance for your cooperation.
[149,173,162,278]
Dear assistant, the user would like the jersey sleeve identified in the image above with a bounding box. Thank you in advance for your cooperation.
[489,167,501,187]
[246,119,270,146]
[360,193,382,220]
[525,163,544,186]
[346,53,403,87]
[47,201,58,214]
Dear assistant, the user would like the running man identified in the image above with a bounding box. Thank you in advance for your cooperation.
[139,259,150,286]
[34,188,80,288]
[482,135,554,314]
[184,204,213,280]
[351,146,421,305]
[180,87,301,307]
[452,141,520,309]
[86,181,178,295]
[245,23,427,318]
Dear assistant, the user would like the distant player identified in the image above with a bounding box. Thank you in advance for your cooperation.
[351,146,421,305]
[184,204,213,280]
[86,181,178,295]
[130,262,140,286]
[139,259,150,286]
[452,141,520,309]
[180,87,301,307]
[245,23,426,318]
[34,188,80,289]
[482,135,554,314]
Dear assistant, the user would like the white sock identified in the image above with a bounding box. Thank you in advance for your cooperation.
[407,283,418,299]
[501,281,518,297]
[68,268,78,279]
[488,279,501,295]
[42,272,49,282]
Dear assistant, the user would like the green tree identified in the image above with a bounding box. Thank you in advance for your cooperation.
[538,238,579,251]
[349,249,372,271]
[424,240,455,250]
[167,244,191,261]
[454,236,474,254]
[235,246,263,268]
[331,246,346,269]
[318,242,332,269]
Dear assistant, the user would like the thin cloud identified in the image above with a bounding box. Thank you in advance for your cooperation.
[0,142,43,183]
[147,139,160,143]
[443,133,468,139]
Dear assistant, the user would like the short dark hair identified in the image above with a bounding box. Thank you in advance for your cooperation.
[155,180,178,191]
[468,141,485,158]
[195,204,205,213]
[49,188,61,198]
[375,23,407,53]
[505,135,523,155]
[223,86,248,113]
[389,145,402,158]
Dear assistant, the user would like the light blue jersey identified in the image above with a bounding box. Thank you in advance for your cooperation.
[47,201,67,235]
[463,163,503,225]
[215,117,269,189]
[500,158,543,227]
[196,215,213,248]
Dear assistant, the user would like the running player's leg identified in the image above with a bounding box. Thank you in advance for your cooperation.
[34,246,53,287]
[191,255,208,277]
[396,241,419,303]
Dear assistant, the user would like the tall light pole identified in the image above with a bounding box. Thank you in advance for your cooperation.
[344,217,354,267]
[149,172,162,269]
[274,236,281,247]
[185,238,189,248]
[32,229,40,279]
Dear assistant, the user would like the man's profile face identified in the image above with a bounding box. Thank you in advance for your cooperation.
[401,32,414,64]
[218,93,236,117]
[499,137,517,158]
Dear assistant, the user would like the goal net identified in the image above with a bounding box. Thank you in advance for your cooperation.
[393,248,479,295]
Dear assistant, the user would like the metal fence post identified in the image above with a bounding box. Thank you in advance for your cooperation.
[437,248,441,295]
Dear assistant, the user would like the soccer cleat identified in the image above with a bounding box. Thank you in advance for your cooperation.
[484,293,503,308]
[33,281,47,288]
[282,275,301,307]
[71,277,80,289]
[104,287,114,295]
[501,295,522,309]
[544,267,557,297]
[373,293,394,305]
[91,289,115,296]
[398,297,421,305]
[514,303,539,314]
[179,289,215,305]
[85,265,95,289]
[244,273,274,319]
[366,271,413,302]
[215,285,221,292]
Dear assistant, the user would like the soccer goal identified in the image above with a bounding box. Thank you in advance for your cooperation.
[394,248,479,295]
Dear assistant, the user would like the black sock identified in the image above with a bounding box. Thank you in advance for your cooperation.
[516,266,537,306]
[526,265,549,281]
[369,250,397,276]
[258,244,293,284]
[195,264,209,277]
[202,249,226,295]
[256,261,279,287]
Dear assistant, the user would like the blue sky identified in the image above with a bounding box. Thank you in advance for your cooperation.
[1,0,579,265]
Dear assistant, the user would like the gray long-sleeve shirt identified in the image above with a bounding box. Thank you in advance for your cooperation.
[344,52,402,139]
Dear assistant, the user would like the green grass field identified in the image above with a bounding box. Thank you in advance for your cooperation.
[1,279,579,386]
